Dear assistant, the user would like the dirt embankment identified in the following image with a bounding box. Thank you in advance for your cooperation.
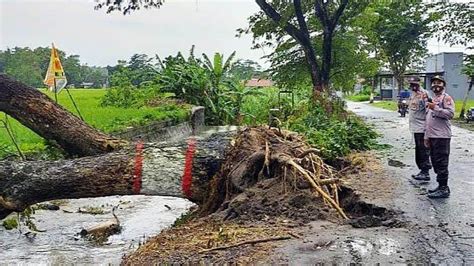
[122,127,402,265]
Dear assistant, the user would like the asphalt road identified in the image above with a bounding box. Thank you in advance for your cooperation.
[272,101,474,264]
[348,101,474,264]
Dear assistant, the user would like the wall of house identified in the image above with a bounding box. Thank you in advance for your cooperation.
[426,53,445,73]
[444,53,470,100]
[425,52,471,100]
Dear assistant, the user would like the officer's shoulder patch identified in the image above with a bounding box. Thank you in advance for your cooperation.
[444,95,454,105]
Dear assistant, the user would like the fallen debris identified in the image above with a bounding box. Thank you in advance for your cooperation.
[199,235,292,253]
[80,206,120,243]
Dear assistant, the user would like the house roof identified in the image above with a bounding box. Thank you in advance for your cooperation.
[245,79,273,87]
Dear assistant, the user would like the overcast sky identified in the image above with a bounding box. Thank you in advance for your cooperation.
[0,0,469,68]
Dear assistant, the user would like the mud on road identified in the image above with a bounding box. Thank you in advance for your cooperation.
[124,103,473,265]
[123,151,405,265]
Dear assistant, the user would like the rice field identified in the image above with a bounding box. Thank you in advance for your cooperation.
[0,89,190,158]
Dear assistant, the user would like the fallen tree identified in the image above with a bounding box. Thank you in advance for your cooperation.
[0,131,233,220]
[1,75,347,224]
[0,74,126,156]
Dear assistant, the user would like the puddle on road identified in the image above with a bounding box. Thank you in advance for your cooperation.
[343,237,399,258]
[344,238,374,257]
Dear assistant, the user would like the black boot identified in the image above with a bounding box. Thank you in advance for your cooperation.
[412,170,430,181]
[428,186,450,198]
[428,185,441,193]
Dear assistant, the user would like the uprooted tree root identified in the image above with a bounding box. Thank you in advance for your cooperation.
[123,129,402,264]
[198,126,348,222]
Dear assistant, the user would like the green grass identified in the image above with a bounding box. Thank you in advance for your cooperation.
[346,94,370,102]
[371,99,474,117]
[241,87,280,125]
[0,89,190,158]
[371,100,398,111]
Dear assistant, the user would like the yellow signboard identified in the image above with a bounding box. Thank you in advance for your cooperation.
[43,43,67,93]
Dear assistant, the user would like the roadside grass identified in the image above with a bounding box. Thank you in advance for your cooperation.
[371,99,474,131]
[371,99,474,117]
[346,94,370,102]
[372,100,398,111]
[241,87,279,125]
[0,89,190,158]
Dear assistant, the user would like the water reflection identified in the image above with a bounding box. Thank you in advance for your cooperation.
[0,195,193,265]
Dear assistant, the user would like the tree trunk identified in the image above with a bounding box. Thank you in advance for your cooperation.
[255,0,321,92]
[394,74,404,100]
[0,74,127,156]
[0,131,235,220]
[369,78,376,103]
[321,31,332,91]
[459,76,474,119]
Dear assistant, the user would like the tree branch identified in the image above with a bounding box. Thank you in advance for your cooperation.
[255,0,306,44]
[294,0,310,40]
[330,0,349,32]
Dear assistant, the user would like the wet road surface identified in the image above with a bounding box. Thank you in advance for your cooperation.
[273,101,474,264]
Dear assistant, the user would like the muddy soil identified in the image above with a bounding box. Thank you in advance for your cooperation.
[122,150,400,265]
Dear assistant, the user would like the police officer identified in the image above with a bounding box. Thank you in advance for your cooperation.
[408,76,432,181]
[424,75,454,198]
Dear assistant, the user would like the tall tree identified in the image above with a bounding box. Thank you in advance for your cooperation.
[0,46,108,88]
[431,2,473,118]
[370,1,435,96]
[229,59,263,80]
[239,1,373,94]
[253,0,349,95]
[94,0,353,98]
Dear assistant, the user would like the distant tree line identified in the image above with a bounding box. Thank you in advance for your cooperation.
[0,47,265,90]
[0,47,108,88]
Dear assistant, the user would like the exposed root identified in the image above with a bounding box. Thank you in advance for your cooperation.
[199,235,291,253]
[199,126,347,222]
[284,158,348,219]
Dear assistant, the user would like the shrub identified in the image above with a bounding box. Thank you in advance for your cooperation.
[286,103,378,162]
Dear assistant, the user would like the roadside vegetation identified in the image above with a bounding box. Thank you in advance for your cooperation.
[372,99,474,117]
[346,85,376,102]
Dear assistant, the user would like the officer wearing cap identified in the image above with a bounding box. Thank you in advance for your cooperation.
[424,75,455,198]
[408,76,432,181]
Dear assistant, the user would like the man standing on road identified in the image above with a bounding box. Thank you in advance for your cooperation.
[424,75,455,198]
[408,76,432,181]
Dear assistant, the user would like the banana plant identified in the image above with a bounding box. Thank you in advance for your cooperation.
[202,51,236,115]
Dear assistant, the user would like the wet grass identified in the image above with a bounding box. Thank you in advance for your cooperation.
[371,99,474,117]
[346,94,371,102]
[371,99,474,132]
[371,101,398,111]
[0,89,190,159]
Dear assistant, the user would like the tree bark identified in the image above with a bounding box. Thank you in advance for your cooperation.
[314,0,349,93]
[255,0,321,91]
[0,74,127,156]
[459,76,473,119]
[0,131,235,220]
[293,0,321,92]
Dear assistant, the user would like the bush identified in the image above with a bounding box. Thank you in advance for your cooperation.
[346,85,376,102]
[346,94,371,102]
[286,103,378,162]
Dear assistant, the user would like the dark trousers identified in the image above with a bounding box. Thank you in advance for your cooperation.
[429,138,451,186]
[414,133,431,171]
